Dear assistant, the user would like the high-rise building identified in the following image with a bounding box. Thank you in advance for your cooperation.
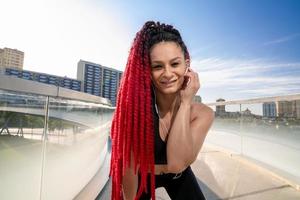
[277,100,300,119]
[263,102,277,118]
[0,47,24,69]
[77,60,123,106]
[4,67,81,91]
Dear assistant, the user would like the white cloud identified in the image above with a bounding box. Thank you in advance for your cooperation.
[191,57,300,103]
[237,86,300,95]
[263,33,300,46]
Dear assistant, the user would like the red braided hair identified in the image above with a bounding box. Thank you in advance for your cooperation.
[110,21,190,200]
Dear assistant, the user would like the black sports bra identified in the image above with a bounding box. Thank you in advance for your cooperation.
[153,100,168,164]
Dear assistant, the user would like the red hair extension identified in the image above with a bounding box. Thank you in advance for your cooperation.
[110,26,155,200]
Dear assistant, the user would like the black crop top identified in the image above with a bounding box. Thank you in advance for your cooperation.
[152,99,168,164]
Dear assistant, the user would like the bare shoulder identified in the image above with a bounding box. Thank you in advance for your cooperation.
[190,102,214,122]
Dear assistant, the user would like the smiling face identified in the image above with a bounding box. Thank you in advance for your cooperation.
[150,41,189,95]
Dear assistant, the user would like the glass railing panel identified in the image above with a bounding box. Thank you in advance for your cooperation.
[207,104,242,153]
[0,89,46,199]
[240,101,300,180]
[41,97,114,199]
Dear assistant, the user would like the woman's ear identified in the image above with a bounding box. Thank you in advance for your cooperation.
[185,59,190,68]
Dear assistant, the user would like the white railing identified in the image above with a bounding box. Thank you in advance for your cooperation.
[0,76,114,200]
[206,94,300,188]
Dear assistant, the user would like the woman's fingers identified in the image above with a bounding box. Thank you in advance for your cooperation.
[189,69,200,91]
[186,68,199,86]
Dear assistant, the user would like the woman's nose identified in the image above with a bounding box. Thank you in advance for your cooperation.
[162,66,173,77]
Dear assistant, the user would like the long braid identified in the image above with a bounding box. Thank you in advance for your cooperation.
[110,21,190,200]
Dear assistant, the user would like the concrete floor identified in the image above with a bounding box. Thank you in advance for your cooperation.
[97,145,300,200]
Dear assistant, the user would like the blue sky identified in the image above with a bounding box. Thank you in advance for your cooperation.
[1,0,300,103]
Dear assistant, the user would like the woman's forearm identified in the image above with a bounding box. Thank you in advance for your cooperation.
[122,152,138,200]
[166,102,193,172]
[122,166,138,200]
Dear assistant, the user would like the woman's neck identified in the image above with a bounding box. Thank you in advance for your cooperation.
[155,90,180,117]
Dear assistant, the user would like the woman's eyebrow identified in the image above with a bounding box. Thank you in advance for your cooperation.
[170,57,182,62]
[151,60,162,64]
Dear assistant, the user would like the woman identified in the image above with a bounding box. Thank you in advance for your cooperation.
[110,21,214,200]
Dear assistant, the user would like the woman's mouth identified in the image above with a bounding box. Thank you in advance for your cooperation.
[160,79,177,87]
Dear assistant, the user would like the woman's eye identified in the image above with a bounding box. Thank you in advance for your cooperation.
[172,62,179,67]
[152,65,162,69]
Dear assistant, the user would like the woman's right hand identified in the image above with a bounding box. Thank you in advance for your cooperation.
[122,152,138,200]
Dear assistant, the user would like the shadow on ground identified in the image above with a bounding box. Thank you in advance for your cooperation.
[96,177,220,200]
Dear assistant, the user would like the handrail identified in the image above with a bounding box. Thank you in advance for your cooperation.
[0,74,111,106]
[206,93,300,106]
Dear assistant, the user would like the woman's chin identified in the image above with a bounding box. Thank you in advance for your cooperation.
[158,86,180,94]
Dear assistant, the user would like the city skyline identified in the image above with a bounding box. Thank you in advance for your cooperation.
[1,0,300,103]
